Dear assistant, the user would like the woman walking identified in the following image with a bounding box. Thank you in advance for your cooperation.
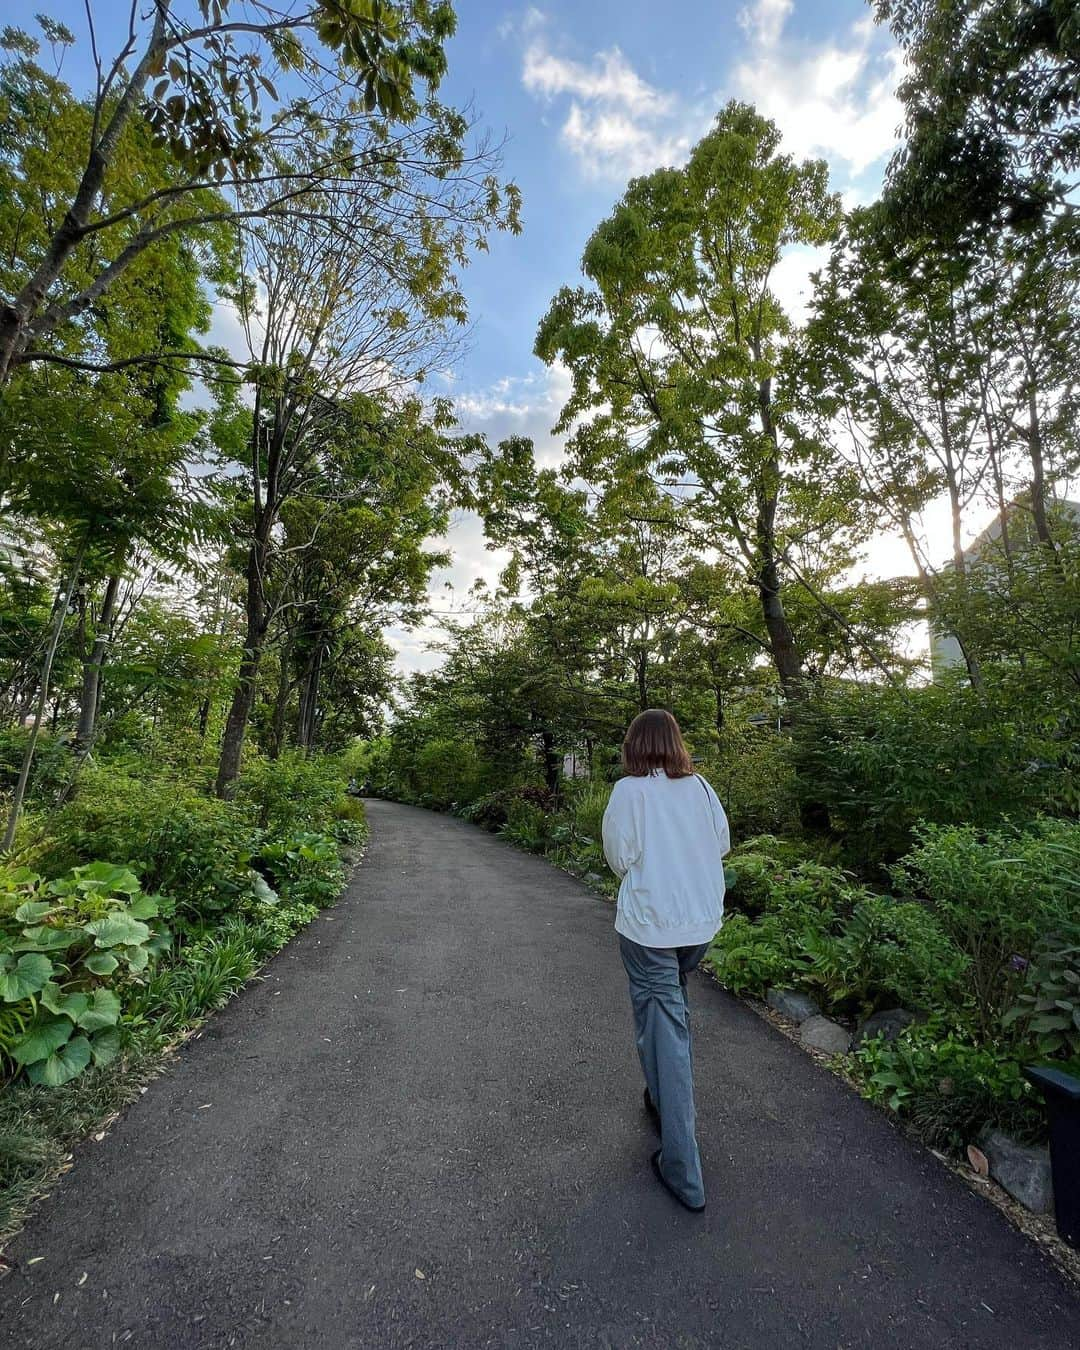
[602,709,730,1212]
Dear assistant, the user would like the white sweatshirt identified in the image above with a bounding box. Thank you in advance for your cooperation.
[601,770,731,948]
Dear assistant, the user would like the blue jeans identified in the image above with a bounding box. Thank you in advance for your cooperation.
[618,934,711,1207]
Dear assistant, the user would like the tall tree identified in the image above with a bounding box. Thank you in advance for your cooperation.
[535,103,852,700]
[212,158,494,794]
[268,393,454,755]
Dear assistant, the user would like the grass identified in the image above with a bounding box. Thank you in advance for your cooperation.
[0,1049,161,1245]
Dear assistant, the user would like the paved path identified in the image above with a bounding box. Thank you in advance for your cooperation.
[1,800,1077,1348]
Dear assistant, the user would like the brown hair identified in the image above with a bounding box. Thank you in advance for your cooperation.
[621,709,694,778]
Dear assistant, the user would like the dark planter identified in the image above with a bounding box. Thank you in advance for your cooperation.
[1024,1065,1080,1248]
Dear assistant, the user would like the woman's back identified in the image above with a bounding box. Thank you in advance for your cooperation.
[602,770,730,949]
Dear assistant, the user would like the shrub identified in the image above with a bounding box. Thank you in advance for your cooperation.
[0,729,73,804]
[458,788,516,830]
[35,767,257,926]
[851,1025,1043,1150]
[232,751,347,834]
[126,917,258,1037]
[704,725,798,837]
[0,863,169,1086]
[704,913,805,995]
[893,818,1080,1038]
[256,831,344,909]
[1002,920,1080,1063]
[408,737,487,810]
[798,896,968,1017]
[791,678,1075,871]
[566,781,611,844]
[500,799,549,852]
[710,846,968,1019]
[247,900,319,959]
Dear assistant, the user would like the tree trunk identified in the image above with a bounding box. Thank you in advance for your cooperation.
[540,729,560,797]
[753,377,805,701]
[74,569,122,752]
[1026,386,1058,557]
[215,645,262,797]
[215,533,270,797]
[268,640,293,760]
[3,539,86,848]
[757,557,804,702]
[296,640,325,753]
[635,647,649,711]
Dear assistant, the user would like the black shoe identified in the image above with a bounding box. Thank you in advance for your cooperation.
[643,1087,661,1136]
[650,1149,706,1213]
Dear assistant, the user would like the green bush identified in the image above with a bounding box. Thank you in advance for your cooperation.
[791,679,1075,871]
[566,781,611,844]
[704,726,798,838]
[247,899,320,959]
[126,917,258,1037]
[1001,920,1080,1062]
[704,913,806,995]
[233,751,347,834]
[458,788,516,830]
[35,767,257,926]
[0,863,169,1086]
[0,729,73,803]
[798,896,967,1017]
[893,818,1080,1038]
[500,799,549,852]
[459,784,556,831]
[851,1025,1043,1150]
[709,844,968,1019]
[256,831,344,909]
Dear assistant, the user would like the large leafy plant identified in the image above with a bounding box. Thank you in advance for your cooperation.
[0,862,169,1086]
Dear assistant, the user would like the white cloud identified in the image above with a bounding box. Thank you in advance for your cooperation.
[523,43,674,118]
[520,6,903,188]
[452,362,571,468]
[559,103,689,180]
[521,19,691,181]
[737,0,793,48]
[731,13,904,177]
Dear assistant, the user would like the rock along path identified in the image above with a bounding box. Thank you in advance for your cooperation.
[1,799,1077,1349]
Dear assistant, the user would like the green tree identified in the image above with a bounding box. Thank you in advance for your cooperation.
[266,394,455,756]
[876,0,1080,248]
[0,4,520,383]
[535,103,853,700]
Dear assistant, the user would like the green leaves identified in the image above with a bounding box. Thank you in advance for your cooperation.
[27,1034,92,1087]
[0,951,53,1001]
[11,1015,72,1066]
[82,952,120,977]
[78,989,122,1032]
[0,861,169,1087]
[84,915,152,949]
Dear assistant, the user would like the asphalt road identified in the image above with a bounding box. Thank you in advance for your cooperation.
[1,799,1077,1349]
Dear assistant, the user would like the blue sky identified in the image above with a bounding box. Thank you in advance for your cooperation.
[36,1,912,668]
[434,1,902,422]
